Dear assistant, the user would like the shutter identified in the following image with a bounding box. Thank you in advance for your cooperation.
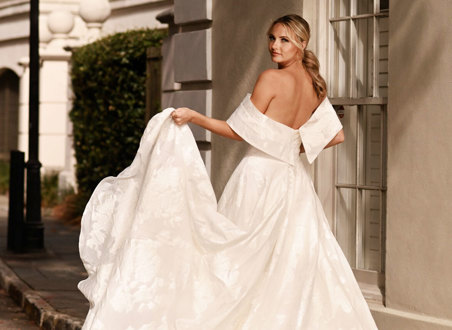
[362,106,382,270]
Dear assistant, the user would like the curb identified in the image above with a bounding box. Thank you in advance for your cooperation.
[0,258,84,330]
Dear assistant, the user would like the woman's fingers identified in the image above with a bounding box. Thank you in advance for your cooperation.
[171,109,180,125]
[171,108,191,125]
[171,109,183,125]
[171,109,178,121]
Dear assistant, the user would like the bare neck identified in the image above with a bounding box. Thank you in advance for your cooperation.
[278,59,304,73]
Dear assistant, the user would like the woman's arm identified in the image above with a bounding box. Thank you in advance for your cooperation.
[171,108,242,141]
[299,129,345,153]
[326,129,345,148]
[171,70,279,141]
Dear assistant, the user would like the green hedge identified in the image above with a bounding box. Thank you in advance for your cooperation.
[70,29,166,195]
[0,160,9,194]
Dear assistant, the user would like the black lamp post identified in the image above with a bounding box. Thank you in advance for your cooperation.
[24,0,44,250]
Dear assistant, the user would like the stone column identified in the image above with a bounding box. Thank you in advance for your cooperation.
[17,58,29,158]
[39,10,75,190]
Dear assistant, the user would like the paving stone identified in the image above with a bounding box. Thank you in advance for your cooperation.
[0,287,39,329]
[0,195,86,328]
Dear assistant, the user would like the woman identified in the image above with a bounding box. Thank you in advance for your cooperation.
[79,15,378,329]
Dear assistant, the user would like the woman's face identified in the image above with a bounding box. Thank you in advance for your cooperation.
[267,23,301,66]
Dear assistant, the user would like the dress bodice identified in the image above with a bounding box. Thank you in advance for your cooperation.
[226,93,343,165]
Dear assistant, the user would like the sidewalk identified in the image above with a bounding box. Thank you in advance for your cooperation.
[0,195,87,329]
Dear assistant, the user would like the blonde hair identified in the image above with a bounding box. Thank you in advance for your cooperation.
[268,14,327,99]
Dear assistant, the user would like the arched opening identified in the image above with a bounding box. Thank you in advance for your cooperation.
[0,68,20,161]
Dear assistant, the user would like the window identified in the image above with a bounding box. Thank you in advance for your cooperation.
[328,0,389,303]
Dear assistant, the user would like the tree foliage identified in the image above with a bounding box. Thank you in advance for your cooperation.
[70,29,166,195]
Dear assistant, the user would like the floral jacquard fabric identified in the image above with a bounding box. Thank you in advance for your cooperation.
[78,94,378,329]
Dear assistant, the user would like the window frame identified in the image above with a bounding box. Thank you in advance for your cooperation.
[326,0,389,305]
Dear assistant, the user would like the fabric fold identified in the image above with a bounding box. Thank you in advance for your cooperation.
[226,94,300,166]
[78,94,377,330]
[298,97,343,164]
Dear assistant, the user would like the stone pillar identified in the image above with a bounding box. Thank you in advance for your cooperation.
[37,1,112,191]
[17,58,29,158]
[38,10,75,190]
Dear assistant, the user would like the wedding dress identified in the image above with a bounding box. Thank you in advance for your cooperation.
[78,94,378,329]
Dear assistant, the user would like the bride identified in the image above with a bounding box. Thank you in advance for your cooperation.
[78,14,378,329]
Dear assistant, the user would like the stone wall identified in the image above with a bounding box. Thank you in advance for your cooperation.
[373,0,452,328]
[160,0,213,173]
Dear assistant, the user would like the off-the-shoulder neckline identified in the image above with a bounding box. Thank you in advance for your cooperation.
[245,93,329,132]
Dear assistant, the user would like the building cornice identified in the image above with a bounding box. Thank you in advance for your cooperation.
[110,0,171,12]
[0,0,28,19]
[0,35,28,44]
[0,0,170,19]
[0,0,28,10]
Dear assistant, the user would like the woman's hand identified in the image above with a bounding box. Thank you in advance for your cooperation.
[172,107,242,141]
[171,107,193,125]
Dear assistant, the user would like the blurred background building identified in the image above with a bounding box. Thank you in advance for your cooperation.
[0,0,451,329]
[0,0,171,190]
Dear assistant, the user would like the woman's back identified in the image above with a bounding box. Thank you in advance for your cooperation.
[251,68,323,130]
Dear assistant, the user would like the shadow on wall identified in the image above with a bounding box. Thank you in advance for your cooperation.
[387,0,446,152]
[213,1,304,110]
[385,0,452,320]
[212,1,303,196]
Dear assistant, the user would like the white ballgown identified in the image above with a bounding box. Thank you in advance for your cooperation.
[78,94,378,329]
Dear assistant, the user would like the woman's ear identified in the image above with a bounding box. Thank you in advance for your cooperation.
[301,40,307,51]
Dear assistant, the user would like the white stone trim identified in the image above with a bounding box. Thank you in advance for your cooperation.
[371,304,452,328]
[205,28,211,81]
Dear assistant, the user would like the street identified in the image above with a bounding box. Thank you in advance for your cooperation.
[0,288,37,329]
[0,196,37,329]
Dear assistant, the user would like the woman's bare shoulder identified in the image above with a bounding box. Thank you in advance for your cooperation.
[256,69,287,84]
[251,70,287,113]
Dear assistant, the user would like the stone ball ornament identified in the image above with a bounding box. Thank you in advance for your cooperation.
[79,0,111,24]
[39,18,52,43]
[47,10,74,34]
[47,10,75,35]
